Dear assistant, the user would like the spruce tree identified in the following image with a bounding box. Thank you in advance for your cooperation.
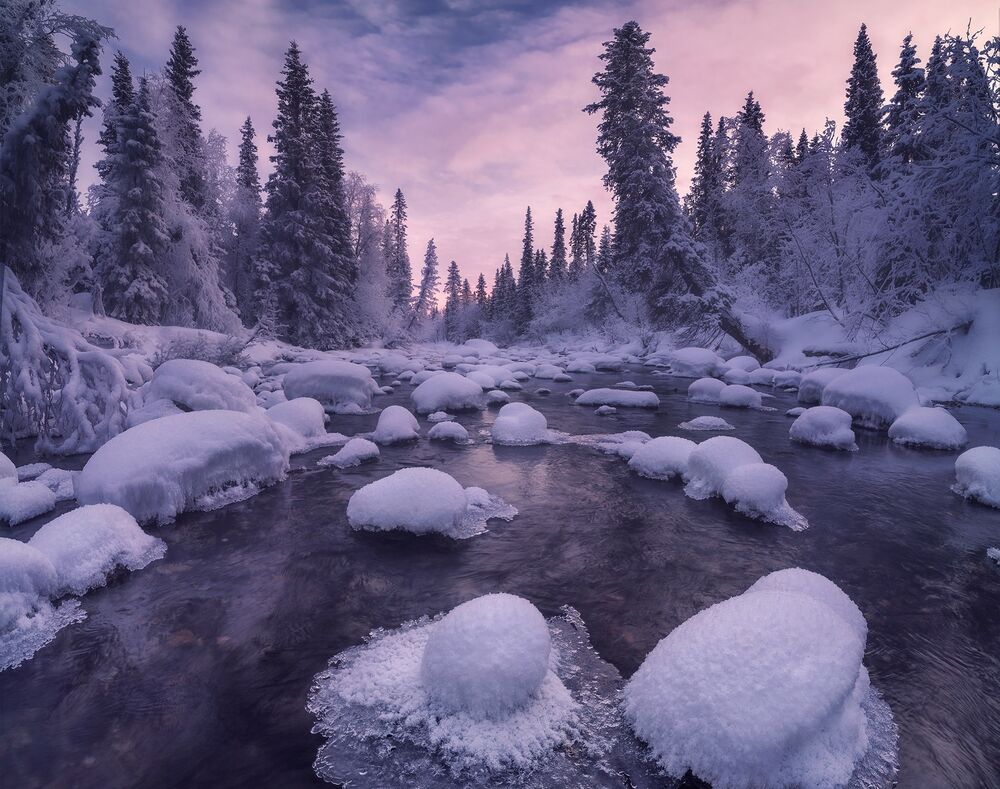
[578,201,597,268]
[549,208,566,281]
[230,116,262,319]
[443,260,462,340]
[842,23,884,169]
[385,188,412,311]
[795,128,809,163]
[687,111,718,235]
[568,212,584,278]
[462,278,473,306]
[596,225,613,273]
[515,206,535,330]
[164,25,206,208]
[410,238,440,327]
[584,20,680,296]
[475,273,488,307]
[884,33,924,164]
[96,51,133,182]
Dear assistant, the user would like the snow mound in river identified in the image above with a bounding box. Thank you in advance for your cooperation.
[346,468,515,538]
[319,438,379,469]
[0,481,56,525]
[798,368,848,405]
[574,388,659,408]
[145,358,257,413]
[719,384,763,409]
[821,367,919,430]
[429,421,470,443]
[491,403,550,446]
[267,397,345,453]
[628,437,696,481]
[688,377,726,404]
[624,568,897,789]
[679,416,735,432]
[369,405,420,445]
[952,446,1000,508]
[28,504,165,596]
[721,463,808,531]
[0,452,15,483]
[683,436,763,500]
[667,347,724,378]
[888,407,967,450]
[790,406,858,451]
[282,360,379,413]
[76,410,289,524]
[411,372,484,414]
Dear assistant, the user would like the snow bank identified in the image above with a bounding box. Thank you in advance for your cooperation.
[687,377,726,403]
[491,403,549,446]
[574,389,659,408]
[76,410,289,524]
[319,438,380,469]
[429,422,470,443]
[888,407,967,450]
[628,437,696,481]
[719,384,763,409]
[282,360,379,413]
[821,367,919,429]
[28,504,165,596]
[411,372,484,414]
[798,368,848,405]
[683,437,762,500]
[0,482,56,525]
[721,463,808,531]
[678,416,735,431]
[146,358,257,413]
[346,468,515,538]
[952,446,1000,508]
[369,406,420,445]
[624,569,896,789]
[789,406,858,451]
[267,397,344,453]
[667,348,724,378]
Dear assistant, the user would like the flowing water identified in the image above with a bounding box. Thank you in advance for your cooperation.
[2,369,999,788]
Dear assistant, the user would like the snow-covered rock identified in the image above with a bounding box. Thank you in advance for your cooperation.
[34,468,76,502]
[370,405,420,445]
[28,504,165,596]
[678,416,735,431]
[789,406,858,451]
[683,436,762,500]
[624,569,894,789]
[426,411,453,423]
[319,438,380,469]
[628,437,696,481]
[821,366,920,429]
[0,452,15,484]
[485,389,510,406]
[667,347,724,378]
[267,397,344,453]
[491,403,550,446]
[428,422,469,443]
[0,482,57,525]
[421,593,550,718]
[595,405,617,416]
[773,370,802,390]
[798,368,848,405]
[146,358,257,413]
[76,410,289,524]
[785,406,805,417]
[725,355,760,372]
[466,371,496,389]
[461,339,499,357]
[719,384,763,409]
[721,463,808,530]
[687,377,726,404]
[533,364,563,379]
[574,388,659,408]
[566,360,596,373]
[411,372,484,414]
[747,368,776,386]
[282,360,379,414]
[126,397,185,428]
[888,407,968,450]
[722,368,750,385]
[952,446,1000,508]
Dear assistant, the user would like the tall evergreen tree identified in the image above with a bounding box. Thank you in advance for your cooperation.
[461,278,473,306]
[568,212,584,278]
[842,23,885,169]
[410,238,440,327]
[578,200,597,268]
[795,128,810,163]
[515,206,535,329]
[687,111,721,236]
[595,225,613,273]
[164,25,206,208]
[95,51,133,182]
[443,259,462,340]
[549,208,567,281]
[229,116,262,319]
[884,33,924,164]
[385,188,412,311]
[475,272,488,307]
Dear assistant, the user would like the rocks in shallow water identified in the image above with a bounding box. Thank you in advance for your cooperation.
[789,406,858,451]
[679,415,735,431]
[369,405,420,445]
[952,446,1000,508]
[888,406,967,450]
[319,438,380,469]
[628,437,696,481]
[491,403,550,446]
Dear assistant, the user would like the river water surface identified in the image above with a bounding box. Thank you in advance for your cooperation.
[2,368,999,788]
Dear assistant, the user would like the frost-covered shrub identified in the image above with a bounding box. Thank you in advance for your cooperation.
[789,406,858,451]
[148,333,249,368]
[628,437,696,481]
[888,407,968,450]
[952,446,1000,508]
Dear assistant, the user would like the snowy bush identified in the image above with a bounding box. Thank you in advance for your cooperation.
[821,366,919,429]
[145,358,257,413]
[628,437,696,481]
[789,406,858,451]
[148,333,249,368]
[683,436,762,500]
[76,410,289,524]
[282,360,379,414]
[491,403,550,446]
[952,446,1000,508]
[888,407,967,450]
[369,405,420,445]
[411,372,484,414]
[28,504,165,596]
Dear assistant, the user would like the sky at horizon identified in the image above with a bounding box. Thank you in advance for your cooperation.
[65,0,996,290]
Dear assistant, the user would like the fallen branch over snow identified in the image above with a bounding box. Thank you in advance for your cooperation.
[800,324,971,369]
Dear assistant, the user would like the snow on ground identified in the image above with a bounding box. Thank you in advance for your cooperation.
[491,403,553,446]
[0,481,57,525]
[411,372,484,414]
[628,437,696,481]
[574,389,659,409]
[368,406,421,445]
[318,438,380,469]
[789,406,858,451]
[821,367,920,430]
[27,504,165,597]
[267,398,347,453]
[428,422,470,443]
[678,416,736,432]
[346,468,515,538]
[76,410,289,524]
[308,601,632,787]
[624,568,897,788]
[282,360,380,414]
[952,446,1000,508]
[887,407,968,450]
[688,377,726,404]
[143,358,257,413]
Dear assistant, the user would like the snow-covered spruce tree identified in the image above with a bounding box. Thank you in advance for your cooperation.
[95,51,134,183]
[385,188,413,313]
[515,206,535,332]
[409,238,440,329]
[534,250,547,281]
[686,111,722,243]
[0,29,103,299]
[567,212,584,279]
[884,33,924,165]
[549,208,567,281]
[475,273,488,307]
[346,171,393,341]
[585,20,768,357]
[99,78,171,324]
[228,116,262,320]
[164,25,207,210]
[443,259,462,341]
[578,200,597,269]
[842,23,884,171]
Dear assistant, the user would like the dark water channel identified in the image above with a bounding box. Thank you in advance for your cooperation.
[1,368,999,788]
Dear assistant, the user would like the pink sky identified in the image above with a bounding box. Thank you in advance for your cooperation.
[69,0,996,289]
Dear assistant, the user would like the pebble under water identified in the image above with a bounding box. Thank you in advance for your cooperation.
[1,368,999,788]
